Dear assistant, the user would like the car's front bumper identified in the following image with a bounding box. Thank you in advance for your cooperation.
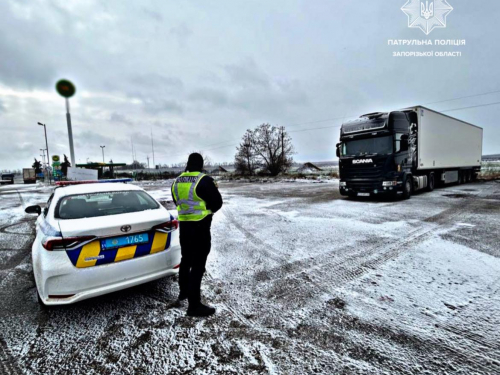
[33,240,181,306]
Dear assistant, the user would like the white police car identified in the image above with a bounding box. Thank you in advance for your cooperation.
[25,181,180,305]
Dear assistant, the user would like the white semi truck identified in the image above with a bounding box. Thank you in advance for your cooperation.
[337,106,483,199]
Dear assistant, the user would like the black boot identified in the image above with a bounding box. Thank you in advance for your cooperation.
[187,302,216,317]
[177,291,188,301]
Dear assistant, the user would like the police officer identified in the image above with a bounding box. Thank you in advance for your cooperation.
[171,153,223,317]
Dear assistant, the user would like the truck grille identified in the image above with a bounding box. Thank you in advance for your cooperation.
[346,180,382,190]
[341,166,384,179]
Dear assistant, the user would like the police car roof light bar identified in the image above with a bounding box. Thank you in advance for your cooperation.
[55,178,133,187]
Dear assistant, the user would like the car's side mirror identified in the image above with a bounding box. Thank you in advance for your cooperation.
[25,205,42,215]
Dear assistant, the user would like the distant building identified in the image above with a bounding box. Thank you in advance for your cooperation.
[297,162,322,173]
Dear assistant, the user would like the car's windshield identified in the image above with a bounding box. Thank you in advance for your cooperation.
[341,136,393,156]
[56,190,160,219]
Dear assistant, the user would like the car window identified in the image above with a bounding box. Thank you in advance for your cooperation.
[44,193,54,217]
[56,190,160,219]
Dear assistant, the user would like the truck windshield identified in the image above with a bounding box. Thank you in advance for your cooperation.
[341,136,393,156]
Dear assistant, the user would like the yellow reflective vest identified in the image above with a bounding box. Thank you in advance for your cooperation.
[171,172,212,221]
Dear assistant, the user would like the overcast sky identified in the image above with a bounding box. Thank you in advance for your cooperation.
[1,0,499,170]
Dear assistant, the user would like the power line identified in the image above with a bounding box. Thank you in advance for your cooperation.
[155,89,500,161]
[440,101,500,113]
[284,88,500,132]
[423,89,500,106]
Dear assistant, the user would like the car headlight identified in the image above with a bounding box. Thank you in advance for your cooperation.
[382,181,398,187]
[339,181,347,187]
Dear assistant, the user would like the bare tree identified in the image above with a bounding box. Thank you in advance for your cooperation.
[235,130,259,175]
[234,124,294,176]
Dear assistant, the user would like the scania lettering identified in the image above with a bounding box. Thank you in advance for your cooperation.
[353,159,373,164]
[336,107,483,199]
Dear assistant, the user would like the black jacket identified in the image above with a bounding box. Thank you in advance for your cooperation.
[171,174,223,214]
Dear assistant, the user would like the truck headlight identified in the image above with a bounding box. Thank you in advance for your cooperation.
[339,181,347,187]
[383,181,398,187]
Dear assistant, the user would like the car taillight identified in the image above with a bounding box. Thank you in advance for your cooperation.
[152,220,179,233]
[42,236,96,251]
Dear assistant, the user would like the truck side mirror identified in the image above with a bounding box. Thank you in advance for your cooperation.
[25,205,42,215]
[336,143,341,158]
[400,135,409,152]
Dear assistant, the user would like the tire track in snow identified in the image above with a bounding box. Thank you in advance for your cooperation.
[260,192,493,301]
[222,207,286,265]
[0,337,22,375]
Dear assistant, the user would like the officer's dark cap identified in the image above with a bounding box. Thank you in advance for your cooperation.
[186,153,204,172]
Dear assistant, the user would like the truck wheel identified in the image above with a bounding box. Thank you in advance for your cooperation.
[426,173,435,192]
[402,178,412,200]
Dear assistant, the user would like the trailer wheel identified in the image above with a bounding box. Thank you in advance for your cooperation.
[426,173,435,192]
[402,178,412,200]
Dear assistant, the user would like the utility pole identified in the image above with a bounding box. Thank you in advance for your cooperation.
[100,145,106,163]
[131,139,134,166]
[281,126,285,172]
[151,128,155,168]
[37,122,51,183]
[40,149,46,167]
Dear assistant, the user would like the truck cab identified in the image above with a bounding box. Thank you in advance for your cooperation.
[337,111,415,198]
[337,106,482,199]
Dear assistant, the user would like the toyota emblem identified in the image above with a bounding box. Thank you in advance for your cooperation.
[121,225,131,233]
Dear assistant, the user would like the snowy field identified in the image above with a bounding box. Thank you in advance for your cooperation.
[0,180,499,374]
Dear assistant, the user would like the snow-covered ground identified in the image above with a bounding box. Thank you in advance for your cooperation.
[0,180,499,374]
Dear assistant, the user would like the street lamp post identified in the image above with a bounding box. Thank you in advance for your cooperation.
[37,122,51,183]
[40,149,46,167]
[100,145,105,163]
[55,80,76,166]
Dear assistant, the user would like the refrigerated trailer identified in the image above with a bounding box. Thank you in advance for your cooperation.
[23,168,37,184]
[336,106,483,199]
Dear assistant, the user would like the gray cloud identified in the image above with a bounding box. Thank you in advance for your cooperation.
[0,0,499,170]
[141,98,184,114]
[169,23,193,46]
[109,112,133,126]
[224,59,270,88]
[142,8,163,23]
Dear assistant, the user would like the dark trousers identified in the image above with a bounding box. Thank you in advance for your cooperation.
[179,216,212,306]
